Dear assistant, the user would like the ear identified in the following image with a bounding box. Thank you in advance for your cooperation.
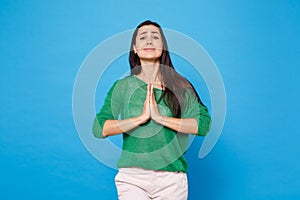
[133,45,137,54]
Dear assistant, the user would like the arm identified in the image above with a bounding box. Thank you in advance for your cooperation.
[149,85,211,136]
[102,84,153,137]
[153,115,199,134]
[93,83,151,138]
[101,117,144,137]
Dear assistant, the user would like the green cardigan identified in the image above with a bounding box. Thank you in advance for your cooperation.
[93,75,211,172]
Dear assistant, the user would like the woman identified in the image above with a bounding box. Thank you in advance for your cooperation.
[93,20,211,200]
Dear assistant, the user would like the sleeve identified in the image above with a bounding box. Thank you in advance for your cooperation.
[92,81,122,138]
[181,89,212,136]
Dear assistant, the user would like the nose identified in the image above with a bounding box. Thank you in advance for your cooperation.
[146,38,152,45]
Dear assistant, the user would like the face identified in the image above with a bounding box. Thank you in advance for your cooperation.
[133,25,163,61]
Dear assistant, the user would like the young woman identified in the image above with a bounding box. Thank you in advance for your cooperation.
[93,20,211,200]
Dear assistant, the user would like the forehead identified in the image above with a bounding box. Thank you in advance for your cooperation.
[137,25,161,35]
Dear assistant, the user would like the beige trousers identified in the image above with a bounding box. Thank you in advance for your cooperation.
[115,167,188,200]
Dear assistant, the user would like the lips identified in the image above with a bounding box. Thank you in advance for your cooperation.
[143,48,156,51]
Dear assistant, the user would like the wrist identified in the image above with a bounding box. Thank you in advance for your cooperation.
[154,114,166,125]
[136,115,148,125]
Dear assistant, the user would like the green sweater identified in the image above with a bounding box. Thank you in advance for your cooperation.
[93,75,211,172]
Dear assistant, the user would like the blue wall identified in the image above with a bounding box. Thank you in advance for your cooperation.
[1,0,299,199]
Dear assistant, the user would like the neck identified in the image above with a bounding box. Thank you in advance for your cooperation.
[138,59,161,83]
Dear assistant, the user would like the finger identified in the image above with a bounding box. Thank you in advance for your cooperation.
[151,84,156,102]
[146,84,151,101]
[151,84,154,96]
[148,84,152,104]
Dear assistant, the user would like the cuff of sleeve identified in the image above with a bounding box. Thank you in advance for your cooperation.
[196,114,212,136]
[92,116,107,139]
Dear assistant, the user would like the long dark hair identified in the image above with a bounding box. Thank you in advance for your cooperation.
[129,20,206,117]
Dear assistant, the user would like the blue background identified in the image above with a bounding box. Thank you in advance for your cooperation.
[1,0,299,199]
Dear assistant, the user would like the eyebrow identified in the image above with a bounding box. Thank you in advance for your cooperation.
[139,31,160,36]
